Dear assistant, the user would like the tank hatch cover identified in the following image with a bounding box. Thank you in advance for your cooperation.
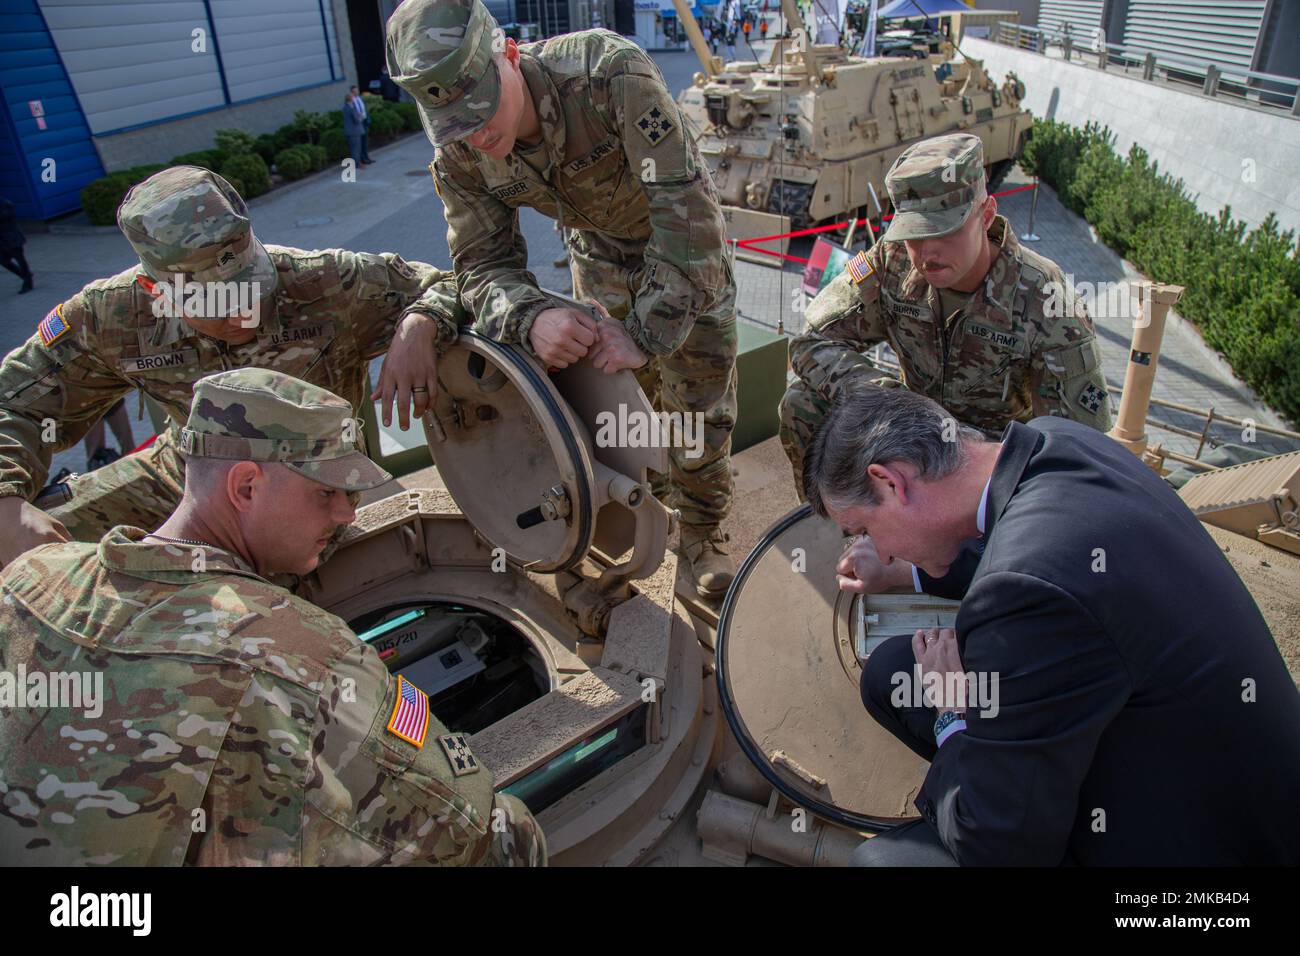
[423,331,669,575]
[717,504,959,831]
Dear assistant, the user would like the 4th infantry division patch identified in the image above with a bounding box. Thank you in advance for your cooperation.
[386,675,430,748]
[438,734,479,776]
[38,304,71,347]
[847,251,875,285]
[635,105,675,146]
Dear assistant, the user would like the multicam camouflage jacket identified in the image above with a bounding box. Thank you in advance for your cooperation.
[419,30,730,360]
[792,216,1112,433]
[0,247,463,501]
[0,527,543,866]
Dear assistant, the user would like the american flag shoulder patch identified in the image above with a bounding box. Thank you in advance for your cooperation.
[847,251,875,285]
[386,675,430,748]
[38,304,71,348]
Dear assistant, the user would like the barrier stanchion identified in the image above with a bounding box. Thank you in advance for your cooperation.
[1020,177,1041,243]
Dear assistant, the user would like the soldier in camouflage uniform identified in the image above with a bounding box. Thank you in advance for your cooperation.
[387,0,739,597]
[0,165,465,568]
[0,368,545,866]
[782,133,1111,496]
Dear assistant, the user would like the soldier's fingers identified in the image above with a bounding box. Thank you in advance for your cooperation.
[569,320,597,349]
[396,381,412,431]
[912,629,927,663]
[576,305,603,328]
[379,374,395,428]
[47,516,72,543]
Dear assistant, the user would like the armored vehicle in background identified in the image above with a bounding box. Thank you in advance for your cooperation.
[671,0,1032,247]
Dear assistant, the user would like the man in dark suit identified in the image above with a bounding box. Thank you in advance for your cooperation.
[343,86,374,167]
[803,385,1300,866]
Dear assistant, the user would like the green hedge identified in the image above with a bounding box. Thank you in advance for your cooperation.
[1022,119,1300,423]
[79,96,420,222]
[275,144,329,180]
[274,146,314,181]
[321,127,350,163]
[368,106,405,140]
[80,164,168,225]
[168,149,227,172]
[220,153,270,198]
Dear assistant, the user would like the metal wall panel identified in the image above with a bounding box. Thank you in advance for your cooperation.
[1,0,105,218]
[208,0,335,102]
[40,0,226,135]
[1122,0,1267,72]
[1037,0,1105,39]
[321,0,342,81]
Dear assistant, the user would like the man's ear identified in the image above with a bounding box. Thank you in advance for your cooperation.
[867,462,910,505]
[227,461,265,514]
[983,194,998,229]
[504,37,519,65]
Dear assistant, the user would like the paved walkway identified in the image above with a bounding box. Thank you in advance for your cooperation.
[2,50,1291,484]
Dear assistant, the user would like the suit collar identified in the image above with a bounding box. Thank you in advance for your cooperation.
[984,421,1043,538]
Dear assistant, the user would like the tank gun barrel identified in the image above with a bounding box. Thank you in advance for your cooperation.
[779,0,821,80]
[670,0,720,78]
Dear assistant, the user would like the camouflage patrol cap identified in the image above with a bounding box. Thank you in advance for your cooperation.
[385,0,502,146]
[179,369,391,492]
[117,166,277,309]
[882,133,987,241]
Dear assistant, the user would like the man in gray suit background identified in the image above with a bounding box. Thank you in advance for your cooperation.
[343,85,374,168]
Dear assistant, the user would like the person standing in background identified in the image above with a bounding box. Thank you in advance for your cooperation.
[0,196,34,294]
[343,86,375,168]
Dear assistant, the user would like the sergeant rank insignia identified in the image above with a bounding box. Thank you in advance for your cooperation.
[635,105,675,146]
[386,675,430,748]
[38,304,71,347]
[847,251,875,285]
[438,734,480,777]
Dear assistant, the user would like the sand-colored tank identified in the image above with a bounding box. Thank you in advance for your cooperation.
[672,0,1032,247]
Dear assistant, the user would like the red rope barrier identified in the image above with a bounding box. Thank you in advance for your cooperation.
[735,183,1038,265]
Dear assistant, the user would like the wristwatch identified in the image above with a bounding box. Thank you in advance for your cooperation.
[934,709,967,746]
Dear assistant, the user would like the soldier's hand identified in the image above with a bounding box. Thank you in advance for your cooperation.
[373,311,441,431]
[586,302,648,373]
[0,497,72,569]
[836,535,915,594]
[529,308,598,369]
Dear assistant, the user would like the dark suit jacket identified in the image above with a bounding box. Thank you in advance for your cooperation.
[342,99,367,136]
[915,418,1300,865]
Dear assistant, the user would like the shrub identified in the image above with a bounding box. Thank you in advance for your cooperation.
[79,165,168,225]
[214,128,257,157]
[1026,118,1300,422]
[391,100,421,132]
[321,127,350,162]
[81,173,136,226]
[219,153,271,198]
[368,106,404,140]
[274,146,314,181]
[253,133,280,166]
[283,108,329,145]
[168,149,226,172]
[302,143,328,170]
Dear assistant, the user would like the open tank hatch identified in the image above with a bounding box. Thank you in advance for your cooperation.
[351,602,548,735]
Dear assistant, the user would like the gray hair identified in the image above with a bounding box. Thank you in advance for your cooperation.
[804,386,984,516]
